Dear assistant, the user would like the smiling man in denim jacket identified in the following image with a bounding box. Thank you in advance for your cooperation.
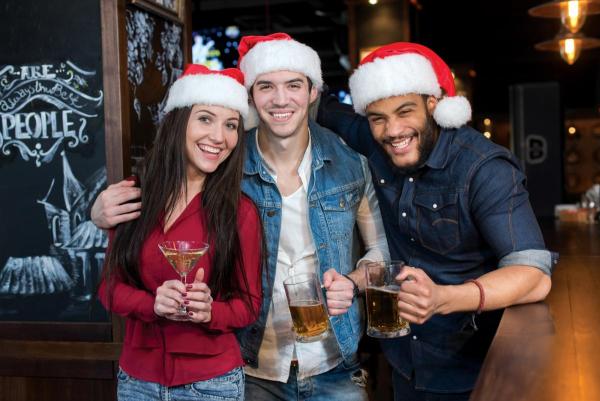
[235,33,389,401]
[318,42,555,401]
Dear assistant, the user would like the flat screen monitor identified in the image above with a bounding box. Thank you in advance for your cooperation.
[191,26,240,70]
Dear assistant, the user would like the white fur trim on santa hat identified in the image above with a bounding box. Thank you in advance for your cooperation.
[240,39,323,90]
[349,53,441,115]
[433,95,471,128]
[163,73,249,120]
[244,106,260,130]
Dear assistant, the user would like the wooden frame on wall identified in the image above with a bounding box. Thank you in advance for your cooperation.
[0,0,126,392]
[130,0,184,23]
[0,0,191,399]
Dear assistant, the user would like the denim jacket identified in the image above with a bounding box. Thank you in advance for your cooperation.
[236,119,370,368]
[318,96,556,393]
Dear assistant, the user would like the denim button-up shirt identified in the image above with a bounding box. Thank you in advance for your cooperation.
[318,98,555,393]
[237,120,377,369]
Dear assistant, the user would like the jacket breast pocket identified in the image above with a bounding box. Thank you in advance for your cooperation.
[414,192,460,255]
[319,186,361,240]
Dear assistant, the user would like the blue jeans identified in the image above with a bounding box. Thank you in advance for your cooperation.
[245,360,368,401]
[117,366,244,401]
[392,369,470,401]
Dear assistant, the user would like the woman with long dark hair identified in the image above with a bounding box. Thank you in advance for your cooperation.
[99,65,262,401]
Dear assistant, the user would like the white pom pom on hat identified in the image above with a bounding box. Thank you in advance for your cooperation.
[349,42,471,129]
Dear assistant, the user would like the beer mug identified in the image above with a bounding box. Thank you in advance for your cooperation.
[365,261,411,338]
[283,273,330,343]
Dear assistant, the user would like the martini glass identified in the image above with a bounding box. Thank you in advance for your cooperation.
[158,240,209,319]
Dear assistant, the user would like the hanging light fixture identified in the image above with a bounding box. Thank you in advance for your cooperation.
[529,0,600,33]
[535,30,600,64]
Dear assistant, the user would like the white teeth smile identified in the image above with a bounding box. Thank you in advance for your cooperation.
[391,136,413,149]
[198,144,221,154]
[272,112,292,119]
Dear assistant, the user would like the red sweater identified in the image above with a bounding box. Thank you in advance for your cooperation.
[99,194,262,386]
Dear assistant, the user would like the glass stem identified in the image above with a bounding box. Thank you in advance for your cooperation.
[181,274,187,314]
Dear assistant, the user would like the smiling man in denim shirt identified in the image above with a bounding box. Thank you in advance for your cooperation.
[318,42,555,401]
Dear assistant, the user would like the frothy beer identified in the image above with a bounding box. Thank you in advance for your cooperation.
[284,273,330,343]
[289,300,329,340]
[364,260,411,339]
[366,285,410,336]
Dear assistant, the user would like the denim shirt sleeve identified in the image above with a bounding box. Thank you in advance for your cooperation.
[316,94,378,157]
[498,249,555,275]
[469,156,554,274]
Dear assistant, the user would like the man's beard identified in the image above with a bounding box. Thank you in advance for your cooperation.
[394,113,438,176]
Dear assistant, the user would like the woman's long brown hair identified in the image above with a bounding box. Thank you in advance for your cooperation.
[102,106,256,314]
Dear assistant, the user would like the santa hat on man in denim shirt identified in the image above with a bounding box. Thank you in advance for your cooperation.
[349,42,471,129]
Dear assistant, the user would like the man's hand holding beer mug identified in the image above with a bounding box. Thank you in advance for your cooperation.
[322,264,366,316]
[395,265,446,325]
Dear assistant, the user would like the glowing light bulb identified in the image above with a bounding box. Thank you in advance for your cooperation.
[368,0,378,4]
[560,37,582,64]
[561,1,587,33]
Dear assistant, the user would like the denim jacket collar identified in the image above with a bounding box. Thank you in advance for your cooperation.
[244,119,333,181]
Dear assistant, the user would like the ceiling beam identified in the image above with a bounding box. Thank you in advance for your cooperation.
[195,0,303,11]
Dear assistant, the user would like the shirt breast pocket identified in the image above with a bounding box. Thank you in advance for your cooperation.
[320,186,361,240]
[414,192,460,255]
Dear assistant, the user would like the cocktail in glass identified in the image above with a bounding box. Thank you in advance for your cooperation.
[158,240,209,319]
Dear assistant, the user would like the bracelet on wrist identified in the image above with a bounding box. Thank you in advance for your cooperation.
[343,274,360,299]
[465,279,485,314]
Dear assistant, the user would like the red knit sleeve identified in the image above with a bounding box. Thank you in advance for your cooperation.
[98,229,158,323]
[205,197,263,332]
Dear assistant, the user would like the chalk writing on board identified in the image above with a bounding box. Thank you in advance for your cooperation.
[0,62,104,167]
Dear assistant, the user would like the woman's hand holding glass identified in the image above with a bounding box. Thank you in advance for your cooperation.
[154,268,213,323]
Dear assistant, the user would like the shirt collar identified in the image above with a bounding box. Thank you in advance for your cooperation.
[368,127,459,185]
[254,128,313,192]
[424,128,455,170]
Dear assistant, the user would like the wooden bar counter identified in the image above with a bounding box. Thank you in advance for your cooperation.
[470,221,600,401]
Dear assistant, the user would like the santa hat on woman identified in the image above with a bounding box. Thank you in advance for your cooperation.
[349,42,471,129]
[237,32,323,129]
[164,64,249,123]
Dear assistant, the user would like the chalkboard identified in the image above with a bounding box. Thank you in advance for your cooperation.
[0,0,108,322]
[126,4,184,171]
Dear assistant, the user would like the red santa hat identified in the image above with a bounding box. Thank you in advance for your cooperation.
[349,42,471,129]
[164,64,249,122]
[238,32,323,90]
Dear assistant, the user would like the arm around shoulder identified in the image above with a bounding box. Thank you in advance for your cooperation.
[91,179,142,229]
[316,93,377,156]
